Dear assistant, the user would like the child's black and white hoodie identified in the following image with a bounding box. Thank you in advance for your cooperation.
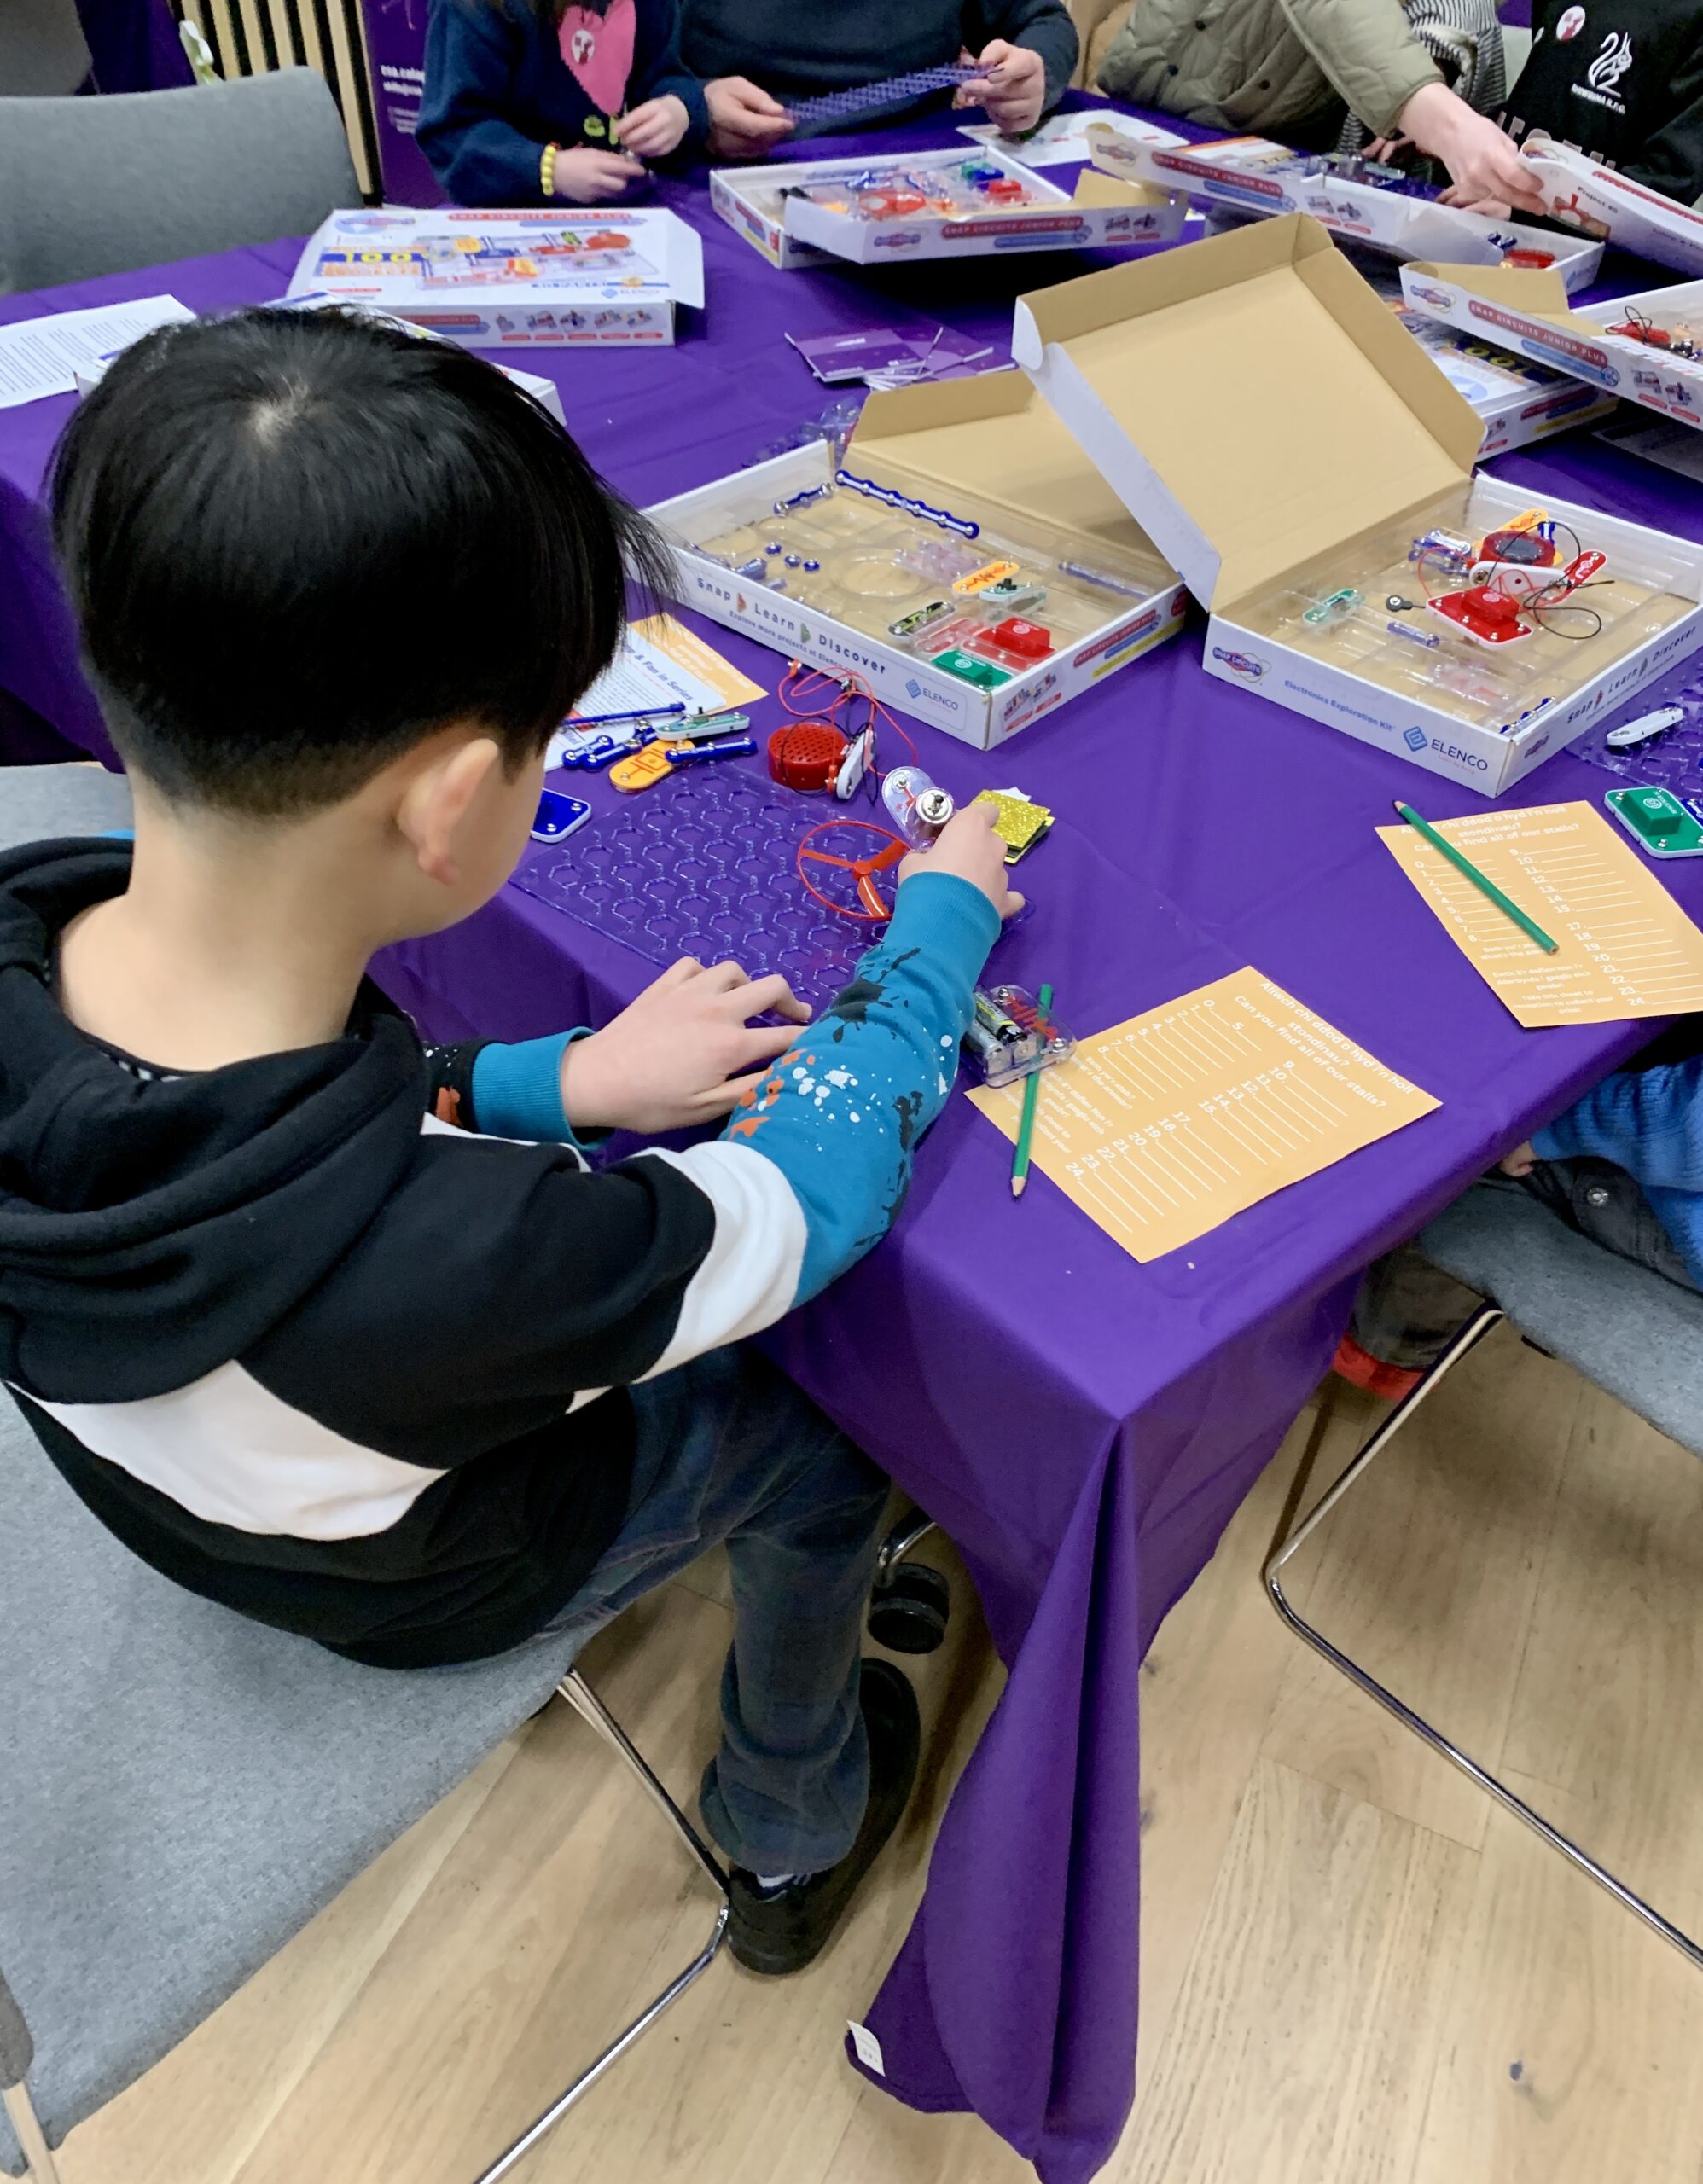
[0,837,995,1666]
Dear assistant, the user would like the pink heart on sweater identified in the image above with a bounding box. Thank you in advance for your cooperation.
[557,0,636,116]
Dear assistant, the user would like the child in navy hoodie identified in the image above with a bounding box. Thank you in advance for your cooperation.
[418,0,707,205]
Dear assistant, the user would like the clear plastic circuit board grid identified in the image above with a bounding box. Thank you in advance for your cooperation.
[1572,666,1703,801]
[508,764,886,1011]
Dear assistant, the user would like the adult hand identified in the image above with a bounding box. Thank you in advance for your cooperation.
[561,959,813,1134]
[615,94,689,160]
[898,800,1026,921]
[1498,1141,1537,1177]
[956,39,1046,136]
[705,76,793,158]
[551,146,646,201]
[1394,82,1543,212]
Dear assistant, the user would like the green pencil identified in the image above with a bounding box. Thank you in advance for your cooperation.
[1011,982,1054,1201]
[1392,801,1559,956]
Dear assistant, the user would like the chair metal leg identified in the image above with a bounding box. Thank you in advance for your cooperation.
[2,2083,61,2184]
[875,1507,936,1582]
[1265,1302,1703,1974]
[465,1668,730,2184]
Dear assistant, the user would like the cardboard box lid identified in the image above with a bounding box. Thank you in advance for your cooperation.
[849,369,1165,566]
[1011,213,1485,609]
[1406,259,1574,318]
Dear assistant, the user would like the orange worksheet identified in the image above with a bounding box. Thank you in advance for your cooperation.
[971,969,1439,1263]
[1379,800,1703,1027]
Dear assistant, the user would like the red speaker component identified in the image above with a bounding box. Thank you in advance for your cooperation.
[768,720,848,791]
[1476,527,1558,570]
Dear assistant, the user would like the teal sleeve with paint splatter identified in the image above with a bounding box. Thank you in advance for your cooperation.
[721,870,1001,1304]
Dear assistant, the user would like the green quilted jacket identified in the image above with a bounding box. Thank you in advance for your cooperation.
[1096,0,1449,142]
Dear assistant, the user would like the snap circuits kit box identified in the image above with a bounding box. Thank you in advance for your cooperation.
[1364,262,1618,455]
[1399,259,1703,436]
[1012,216,1703,798]
[1084,125,1604,292]
[709,144,1184,272]
[648,370,1189,751]
[1395,302,1617,456]
[1519,136,1703,280]
[286,206,704,346]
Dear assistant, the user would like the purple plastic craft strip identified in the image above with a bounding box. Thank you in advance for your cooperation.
[507,764,886,1012]
[784,63,981,129]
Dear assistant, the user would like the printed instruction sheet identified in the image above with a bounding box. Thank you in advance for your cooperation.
[0,295,192,408]
[1380,799,1703,1025]
[547,616,765,764]
[972,968,1438,1261]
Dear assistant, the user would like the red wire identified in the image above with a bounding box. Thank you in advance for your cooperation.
[779,659,919,776]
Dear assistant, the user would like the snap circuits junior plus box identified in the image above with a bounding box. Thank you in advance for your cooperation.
[287,206,704,346]
[1085,125,1604,292]
[1014,216,1703,798]
[648,370,1188,750]
[1399,260,1703,438]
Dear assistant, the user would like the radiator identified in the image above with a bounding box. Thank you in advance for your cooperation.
[163,0,381,197]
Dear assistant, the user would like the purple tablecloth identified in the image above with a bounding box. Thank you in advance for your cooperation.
[5,104,1703,2182]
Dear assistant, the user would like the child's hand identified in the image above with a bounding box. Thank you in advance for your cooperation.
[1498,1141,1537,1177]
[898,800,1025,921]
[561,957,813,1133]
[1394,84,1543,212]
[705,75,793,158]
[615,95,689,160]
[956,40,1045,137]
[551,146,646,201]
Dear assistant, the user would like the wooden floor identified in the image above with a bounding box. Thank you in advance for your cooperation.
[59,1323,1703,2184]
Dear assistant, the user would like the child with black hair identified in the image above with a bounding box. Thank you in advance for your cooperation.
[418,0,706,205]
[0,307,1020,1973]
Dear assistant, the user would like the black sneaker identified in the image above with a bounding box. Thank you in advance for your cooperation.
[726,1658,921,1977]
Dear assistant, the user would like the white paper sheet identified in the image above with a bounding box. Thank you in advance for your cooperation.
[957,108,1183,169]
[0,295,194,409]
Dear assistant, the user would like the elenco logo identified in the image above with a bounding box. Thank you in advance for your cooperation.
[1555,5,1586,38]
[1212,648,1264,679]
[1409,282,1454,309]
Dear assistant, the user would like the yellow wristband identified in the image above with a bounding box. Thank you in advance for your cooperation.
[541,141,560,197]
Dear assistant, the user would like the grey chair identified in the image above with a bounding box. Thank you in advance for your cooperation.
[0,0,91,97]
[0,68,358,295]
[1266,1180,1703,1972]
[0,1388,729,2184]
[0,764,132,840]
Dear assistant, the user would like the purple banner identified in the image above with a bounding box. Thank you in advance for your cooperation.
[359,0,443,204]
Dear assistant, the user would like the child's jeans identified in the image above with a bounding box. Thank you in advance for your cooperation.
[1353,1159,1700,1372]
[536,1345,890,1880]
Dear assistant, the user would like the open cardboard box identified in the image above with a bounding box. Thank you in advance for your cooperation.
[710,146,1183,271]
[1520,137,1703,280]
[648,369,1187,750]
[1085,125,1603,292]
[1401,259,1703,436]
[1012,215,1703,796]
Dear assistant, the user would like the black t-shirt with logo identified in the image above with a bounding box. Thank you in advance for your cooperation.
[1502,0,1703,203]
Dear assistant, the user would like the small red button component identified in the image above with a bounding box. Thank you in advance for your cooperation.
[989,617,1053,658]
[987,177,1026,200]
